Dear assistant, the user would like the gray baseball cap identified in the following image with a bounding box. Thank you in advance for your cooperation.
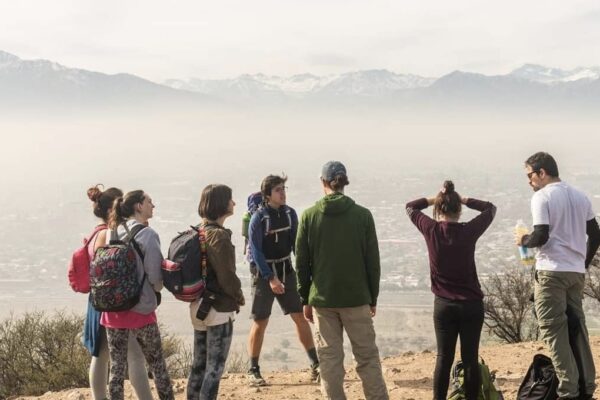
[321,161,347,181]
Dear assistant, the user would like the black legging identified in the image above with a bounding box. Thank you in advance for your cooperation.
[433,296,484,400]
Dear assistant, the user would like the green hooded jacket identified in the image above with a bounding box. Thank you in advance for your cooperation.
[295,193,380,308]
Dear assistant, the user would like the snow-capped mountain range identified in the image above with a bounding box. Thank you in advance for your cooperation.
[1,49,600,108]
[163,64,600,98]
[164,70,436,97]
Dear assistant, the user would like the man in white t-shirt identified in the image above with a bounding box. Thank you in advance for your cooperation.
[516,152,600,400]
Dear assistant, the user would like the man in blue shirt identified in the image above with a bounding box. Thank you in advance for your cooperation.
[246,174,319,386]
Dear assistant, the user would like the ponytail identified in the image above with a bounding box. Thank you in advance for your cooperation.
[108,190,146,229]
[433,180,462,219]
[109,197,125,229]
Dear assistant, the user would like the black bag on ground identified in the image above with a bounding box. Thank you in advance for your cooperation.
[516,354,558,400]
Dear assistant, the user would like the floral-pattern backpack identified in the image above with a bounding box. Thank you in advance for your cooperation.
[90,224,146,312]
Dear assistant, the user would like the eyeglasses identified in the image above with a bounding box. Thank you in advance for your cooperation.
[273,186,288,193]
[526,170,539,179]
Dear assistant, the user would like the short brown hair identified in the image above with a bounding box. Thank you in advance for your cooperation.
[328,175,349,192]
[261,174,287,199]
[198,184,232,220]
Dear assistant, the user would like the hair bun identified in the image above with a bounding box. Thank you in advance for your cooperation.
[442,180,455,194]
[87,184,104,202]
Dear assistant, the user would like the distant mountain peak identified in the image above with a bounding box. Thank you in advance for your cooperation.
[0,50,21,65]
[510,63,600,83]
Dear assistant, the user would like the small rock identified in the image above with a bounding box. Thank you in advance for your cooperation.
[67,391,85,400]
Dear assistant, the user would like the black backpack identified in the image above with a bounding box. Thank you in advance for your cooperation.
[517,354,559,400]
[162,225,208,302]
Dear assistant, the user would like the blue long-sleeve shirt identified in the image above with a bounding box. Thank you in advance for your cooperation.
[248,205,298,280]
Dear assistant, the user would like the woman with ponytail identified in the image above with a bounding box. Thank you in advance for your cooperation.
[102,190,174,400]
[83,185,153,400]
[405,180,496,400]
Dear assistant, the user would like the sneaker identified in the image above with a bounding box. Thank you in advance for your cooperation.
[310,363,320,383]
[247,366,267,387]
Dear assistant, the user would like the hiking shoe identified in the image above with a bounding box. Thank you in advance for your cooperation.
[310,363,320,383]
[247,366,267,387]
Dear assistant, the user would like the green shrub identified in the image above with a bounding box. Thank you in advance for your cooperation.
[0,311,89,398]
[225,348,249,373]
[0,311,193,397]
[482,266,539,343]
[160,325,193,379]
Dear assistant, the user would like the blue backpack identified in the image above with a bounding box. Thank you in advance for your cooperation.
[242,192,293,262]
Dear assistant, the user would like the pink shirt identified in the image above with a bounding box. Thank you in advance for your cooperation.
[100,310,157,329]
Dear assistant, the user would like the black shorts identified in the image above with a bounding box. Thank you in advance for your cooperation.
[250,263,303,321]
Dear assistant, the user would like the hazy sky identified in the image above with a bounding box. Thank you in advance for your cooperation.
[1,0,600,81]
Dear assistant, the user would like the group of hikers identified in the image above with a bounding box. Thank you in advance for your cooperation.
[74,151,600,400]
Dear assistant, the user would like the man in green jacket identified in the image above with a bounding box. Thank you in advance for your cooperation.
[295,161,388,400]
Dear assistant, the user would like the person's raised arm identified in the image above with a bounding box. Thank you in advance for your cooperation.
[405,198,436,234]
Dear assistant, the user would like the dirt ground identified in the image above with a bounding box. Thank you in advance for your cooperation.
[14,337,600,400]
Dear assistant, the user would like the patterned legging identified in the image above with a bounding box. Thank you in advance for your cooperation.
[106,323,174,400]
[187,319,234,400]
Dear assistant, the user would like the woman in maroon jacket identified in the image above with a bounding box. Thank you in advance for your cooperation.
[406,180,496,400]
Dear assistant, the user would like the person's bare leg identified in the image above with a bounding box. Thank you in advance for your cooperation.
[247,318,270,386]
[290,312,315,350]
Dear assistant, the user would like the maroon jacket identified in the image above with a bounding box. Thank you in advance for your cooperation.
[406,198,496,301]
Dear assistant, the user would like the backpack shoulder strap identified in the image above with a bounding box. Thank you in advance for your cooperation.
[199,227,208,279]
[258,206,271,235]
[85,224,107,245]
[124,223,147,261]
[284,206,293,228]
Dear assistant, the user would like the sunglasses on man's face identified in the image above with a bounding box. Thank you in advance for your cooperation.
[526,170,539,179]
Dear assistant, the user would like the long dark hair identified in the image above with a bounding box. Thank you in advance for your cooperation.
[433,180,461,220]
[108,190,145,229]
[87,184,123,222]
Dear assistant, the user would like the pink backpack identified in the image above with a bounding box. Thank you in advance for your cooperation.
[68,224,106,293]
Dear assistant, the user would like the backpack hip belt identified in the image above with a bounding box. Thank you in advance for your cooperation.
[266,254,292,283]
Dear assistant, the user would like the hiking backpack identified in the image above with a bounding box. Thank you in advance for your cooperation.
[516,354,559,400]
[447,358,504,400]
[68,224,106,293]
[242,192,294,262]
[162,225,208,302]
[242,192,263,258]
[89,224,146,312]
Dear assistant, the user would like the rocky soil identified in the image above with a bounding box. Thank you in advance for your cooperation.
[15,338,600,400]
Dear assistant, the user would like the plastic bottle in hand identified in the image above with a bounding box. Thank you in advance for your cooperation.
[515,220,535,266]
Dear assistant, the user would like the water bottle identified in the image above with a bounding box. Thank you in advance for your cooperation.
[241,211,251,238]
[515,220,535,266]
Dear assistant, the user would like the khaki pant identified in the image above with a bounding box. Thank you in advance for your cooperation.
[534,270,596,398]
[313,305,388,400]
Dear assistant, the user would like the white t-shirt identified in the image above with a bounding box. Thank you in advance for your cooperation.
[531,181,595,273]
[189,298,235,331]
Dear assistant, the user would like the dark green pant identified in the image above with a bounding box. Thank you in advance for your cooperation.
[534,270,596,398]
